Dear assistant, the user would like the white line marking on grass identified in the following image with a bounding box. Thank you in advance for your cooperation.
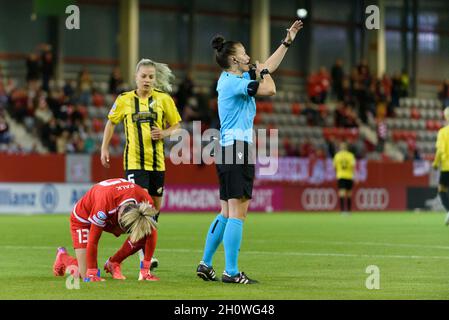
[2,245,449,261]
[252,239,449,251]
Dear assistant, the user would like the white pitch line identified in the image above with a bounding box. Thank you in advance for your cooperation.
[1,245,449,261]
[251,239,449,251]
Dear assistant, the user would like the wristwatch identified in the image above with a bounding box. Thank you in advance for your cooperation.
[260,68,270,79]
[282,40,291,47]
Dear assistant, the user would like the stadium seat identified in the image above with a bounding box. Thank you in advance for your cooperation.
[410,108,420,120]
[92,93,105,108]
[298,115,307,126]
[410,120,419,131]
[92,118,104,133]
[291,102,301,115]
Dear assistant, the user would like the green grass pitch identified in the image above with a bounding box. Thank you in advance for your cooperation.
[0,212,449,300]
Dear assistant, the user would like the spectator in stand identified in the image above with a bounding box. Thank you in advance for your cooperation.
[307,67,330,104]
[344,104,359,128]
[301,102,323,126]
[78,67,93,106]
[82,126,96,154]
[71,131,84,153]
[175,73,195,116]
[183,90,211,124]
[380,73,392,102]
[300,138,315,158]
[0,79,7,109]
[317,66,331,103]
[438,79,449,108]
[335,101,358,128]
[9,87,28,123]
[34,93,53,132]
[284,139,299,157]
[391,72,401,108]
[328,138,338,158]
[56,129,72,154]
[331,59,344,101]
[47,88,65,120]
[40,44,54,92]
[376,117,387,153]
[109,66,124,95]
[400,69,409,98]
[40,116,61,152]
[307,72,322,104]
[63,80,76,104]
[0,115,11,145]
[26,52,40,85]
[340,76,353,104]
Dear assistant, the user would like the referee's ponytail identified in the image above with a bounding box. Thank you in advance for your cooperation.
[211,35,240,69]
[136,58,175,93]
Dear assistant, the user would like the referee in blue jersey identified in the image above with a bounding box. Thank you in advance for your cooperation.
[196,20,303,284]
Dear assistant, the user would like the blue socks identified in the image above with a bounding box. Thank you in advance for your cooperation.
[223,218,243,276]
[202,214,228,267]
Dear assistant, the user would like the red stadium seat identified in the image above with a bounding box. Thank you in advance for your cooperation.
[291,103,301,115]
[78,105,88,119]
[92,118,104,133]
[318,104,328,116]
[92,93,105,108]
[257,101,273,114]
[410,107,420,120]
[110,133,120,147]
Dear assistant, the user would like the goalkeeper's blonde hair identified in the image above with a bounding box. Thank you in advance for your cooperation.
[136,58,175,93]
[119,202,158,242]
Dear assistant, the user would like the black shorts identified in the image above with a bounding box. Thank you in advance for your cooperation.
[215,141,255,201]
[337,178,353,190]
[125,170,165,197]
[439,172,449,187]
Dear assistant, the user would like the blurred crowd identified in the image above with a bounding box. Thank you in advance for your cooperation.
[0,44,129,155]
[0,47,446,160]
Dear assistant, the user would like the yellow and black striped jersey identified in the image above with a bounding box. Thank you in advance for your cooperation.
[108,89,181,171]
[433,125,449,172]
[333,150,356,180]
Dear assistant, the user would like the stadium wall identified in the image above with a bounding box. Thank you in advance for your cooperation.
[0,154,434,213]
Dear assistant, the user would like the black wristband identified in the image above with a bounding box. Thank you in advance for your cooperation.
[260,68,270,79]
[282,40,291,48]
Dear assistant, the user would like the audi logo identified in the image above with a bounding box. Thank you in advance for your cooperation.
[301,188,337,211]
[355,188,389,210]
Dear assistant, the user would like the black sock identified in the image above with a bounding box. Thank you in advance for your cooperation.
[439,192,449,211]
[347,198,352,212]
[154,211,160,222]
[339,197,345,212]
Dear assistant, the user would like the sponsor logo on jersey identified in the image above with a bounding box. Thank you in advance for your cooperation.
[96,211,107,220]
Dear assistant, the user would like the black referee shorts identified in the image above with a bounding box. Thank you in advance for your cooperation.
[439,171,449,188]
[215,140,255,201]
[125,170,165,197]
[337,178,353,191]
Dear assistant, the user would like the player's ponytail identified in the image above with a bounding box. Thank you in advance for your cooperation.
[136,58,175,93]
[119,201,158,242]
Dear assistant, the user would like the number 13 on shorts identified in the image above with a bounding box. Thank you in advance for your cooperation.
[76,229,89,244]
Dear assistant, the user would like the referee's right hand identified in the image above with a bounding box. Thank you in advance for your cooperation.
[101,149,110,168]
